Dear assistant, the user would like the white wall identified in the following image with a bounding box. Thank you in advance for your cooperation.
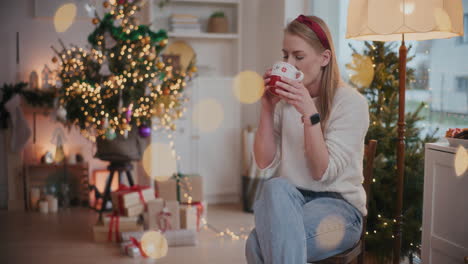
[240,0,306,129]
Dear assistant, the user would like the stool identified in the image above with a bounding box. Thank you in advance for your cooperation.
[98,161,135,222]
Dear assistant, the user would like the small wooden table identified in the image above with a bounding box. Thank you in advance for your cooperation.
[24,163,89,210]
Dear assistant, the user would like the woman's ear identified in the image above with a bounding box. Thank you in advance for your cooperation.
[320,50,331,67]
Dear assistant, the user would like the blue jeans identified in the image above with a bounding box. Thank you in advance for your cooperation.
[245,177,363,263]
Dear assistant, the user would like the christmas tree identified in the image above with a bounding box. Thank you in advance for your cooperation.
[347,41,438,262]
[51,0,196,141]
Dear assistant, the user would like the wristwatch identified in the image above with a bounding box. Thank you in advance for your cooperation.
[301,113,321,126]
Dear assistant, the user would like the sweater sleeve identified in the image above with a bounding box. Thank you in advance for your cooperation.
[318,93,370,184]
[250,103,282,179]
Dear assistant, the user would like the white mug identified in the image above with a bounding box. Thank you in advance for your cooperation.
[268,61,304,96]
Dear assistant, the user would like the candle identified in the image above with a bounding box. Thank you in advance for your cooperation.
[46,195,58,213]
[30,187,40,210]
[39,200,49,214]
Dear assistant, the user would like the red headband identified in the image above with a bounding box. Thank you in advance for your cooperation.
[295,15,330,50]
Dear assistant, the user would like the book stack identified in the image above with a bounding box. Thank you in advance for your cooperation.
[170,14,201,33]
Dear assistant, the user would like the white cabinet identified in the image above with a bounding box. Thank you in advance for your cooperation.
[148,0,242,77]
[171,77,241,204]
[422,143,468,264]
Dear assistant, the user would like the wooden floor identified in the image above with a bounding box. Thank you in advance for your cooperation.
[0,203,254,264]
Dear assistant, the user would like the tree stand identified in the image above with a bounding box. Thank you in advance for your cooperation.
[98,161,135,222]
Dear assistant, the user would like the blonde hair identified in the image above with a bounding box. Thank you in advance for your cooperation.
[285,16,342,132]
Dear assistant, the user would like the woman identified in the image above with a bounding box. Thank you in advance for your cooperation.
[245,15,370,263]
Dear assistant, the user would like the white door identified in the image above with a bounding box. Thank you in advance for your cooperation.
[191,77,242,204]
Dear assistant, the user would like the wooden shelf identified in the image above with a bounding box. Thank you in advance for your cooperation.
[168,31,239,39]
[27,163,88,169]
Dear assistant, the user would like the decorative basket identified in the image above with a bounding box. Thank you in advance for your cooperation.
[95,128,149,162]
[207,17,228,33]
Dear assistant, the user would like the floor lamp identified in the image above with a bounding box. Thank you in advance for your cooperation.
[346,0,464,263]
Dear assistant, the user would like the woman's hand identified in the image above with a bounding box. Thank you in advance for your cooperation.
[261,69,282,112]
[275,77,317,117]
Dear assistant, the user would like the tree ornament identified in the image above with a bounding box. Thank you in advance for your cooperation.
[159,39,168,47]
[125,105,133,122]
[99,59,112,76]
[92,18,99,25]
[103,32,117,49]
[157,61,165,70]
[138,125,151,138]
[52,57,58,63]
[113,19,122,28]
[103,1,110,8]
[105,128,117,140]
[102,117,109,129]
[56,105,67,122]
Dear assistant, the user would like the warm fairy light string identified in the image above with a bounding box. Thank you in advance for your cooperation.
[164,134,253,242]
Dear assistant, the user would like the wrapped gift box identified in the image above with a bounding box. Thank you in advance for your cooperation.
[103,214,140,229]
[180,202,205,231]
[120,238,147,258]
[156,174,203,203]
[111,185,155,208]
[144,199,180,231]
[120,241,142,258]
[156,179,177,201]
[180,205,197,230]
[121,229,198,247]
[121,204,145,217]
[93,223,143,243]
[111,185,155,215]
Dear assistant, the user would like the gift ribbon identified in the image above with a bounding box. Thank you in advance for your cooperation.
[181,202,204,231]
[116,184,149,213]
[106,212,120,242]
[157,208,172,233]
[129,236,148,258]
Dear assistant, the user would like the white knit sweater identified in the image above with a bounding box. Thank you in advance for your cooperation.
[252,85,370,215]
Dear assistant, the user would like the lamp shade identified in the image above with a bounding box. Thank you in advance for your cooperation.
[346,0,464,41]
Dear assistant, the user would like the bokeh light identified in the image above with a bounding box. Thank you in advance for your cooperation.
[347,54,375,88]
[141,231,168,259]
[192,98,224,133]
[454,146,468,177]
[315,215,346,250]
[233,71,264,104]
[163,41,195,71]
[142,143,177,182]
[54,4,77,33]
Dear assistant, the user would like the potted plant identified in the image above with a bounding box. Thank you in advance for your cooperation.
[208,11,228,33]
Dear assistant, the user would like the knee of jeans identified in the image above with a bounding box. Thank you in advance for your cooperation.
[262,178,289,198]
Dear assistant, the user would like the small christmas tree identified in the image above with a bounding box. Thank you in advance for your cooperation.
[51,0,196,141]
[347,41,438,262]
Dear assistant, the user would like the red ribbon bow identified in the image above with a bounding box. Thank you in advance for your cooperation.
[106,212,120,242]
[129,236,148,258]
[181,202,204,231]
[295,15,330,50]
[157,208,173,233]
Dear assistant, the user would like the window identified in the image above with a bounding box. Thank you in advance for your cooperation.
[456,77,468,93]
[308,0,468,138]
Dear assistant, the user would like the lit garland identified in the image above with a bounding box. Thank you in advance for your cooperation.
[51,0,197,140]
